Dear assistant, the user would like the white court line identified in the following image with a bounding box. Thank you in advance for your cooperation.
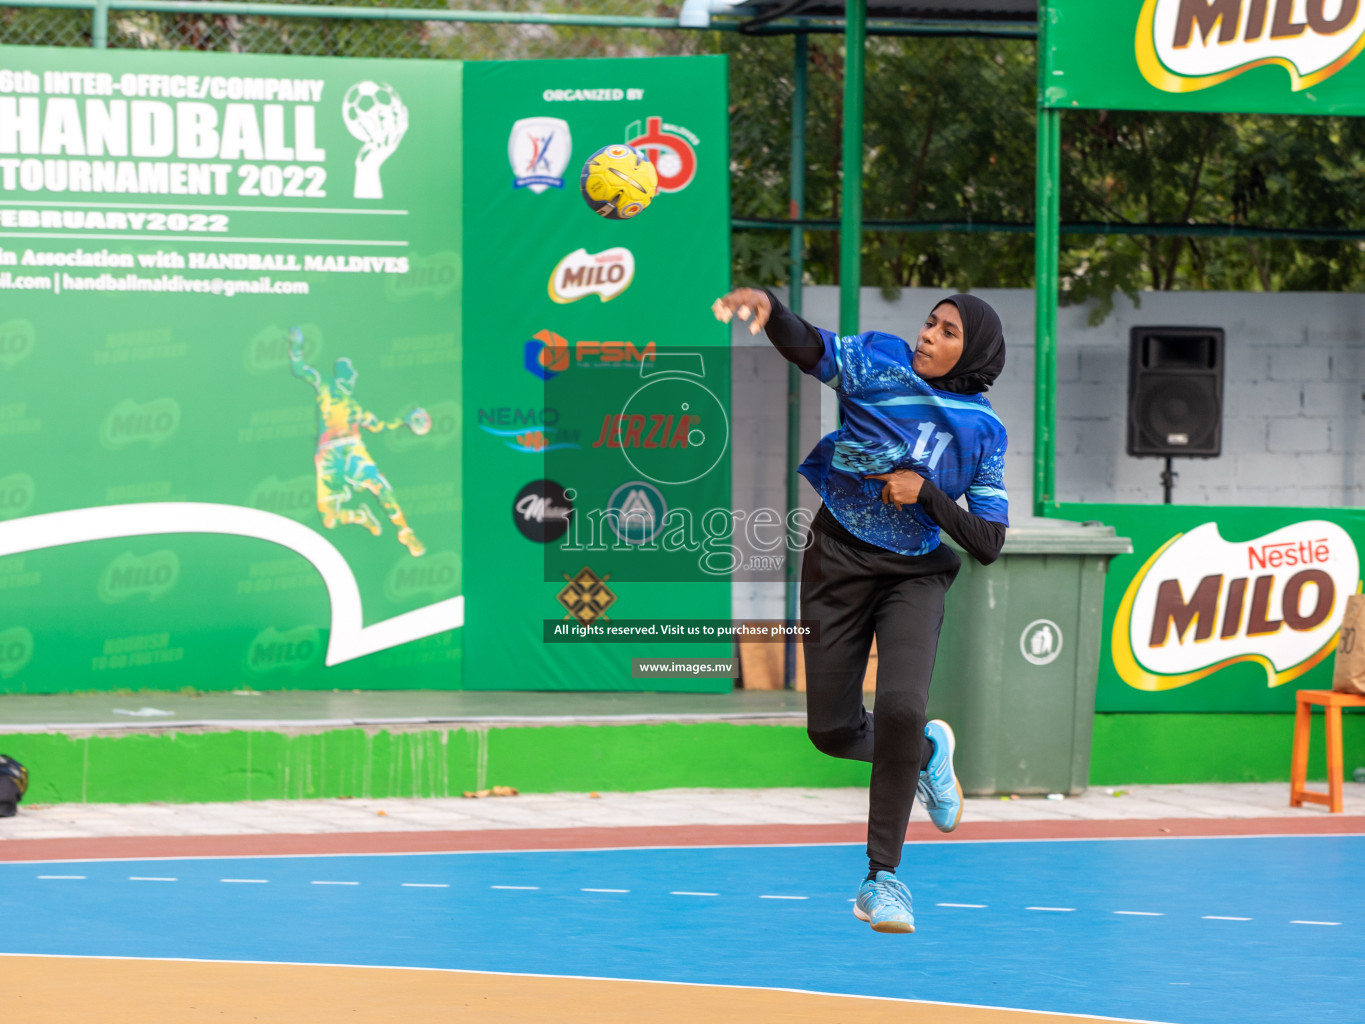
[581,888,629,893]
[1027,906,1075,912]
[311,881,359,886]
[937,903,988,908]
[759,895,808,900]
[1291,920,1341,926]
[670,891,719,896]
[1114,911,1163,917]
[220,879,268,884]
[490,885,539,890]
[401,883,449,888]
[36,875,85,880]
[1202,915,1251,921]
[129,877,177,882]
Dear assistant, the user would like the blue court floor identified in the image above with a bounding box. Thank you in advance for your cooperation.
[2,835,1361,1024]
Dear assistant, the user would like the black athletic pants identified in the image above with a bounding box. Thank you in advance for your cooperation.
[801,510,961,871]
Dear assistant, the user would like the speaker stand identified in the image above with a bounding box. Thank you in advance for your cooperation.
[1161,457,1177,505]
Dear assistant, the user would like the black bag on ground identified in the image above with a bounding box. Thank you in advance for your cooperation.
[0,754,28,817]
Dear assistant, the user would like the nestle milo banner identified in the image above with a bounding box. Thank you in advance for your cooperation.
[1059,503,1365,711]
[1044,0,1365,115]
[0,45,731,695]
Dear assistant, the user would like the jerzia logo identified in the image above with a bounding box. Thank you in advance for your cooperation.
[1113,520,1361,691]
[1137,0,1365,92]
[548,247,635,304]
[625,117,698,193]
[509,117,572,193]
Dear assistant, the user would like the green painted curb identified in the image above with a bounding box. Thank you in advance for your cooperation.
[1,713,1356,806]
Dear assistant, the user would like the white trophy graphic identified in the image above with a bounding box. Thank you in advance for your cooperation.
[343,80,408,200]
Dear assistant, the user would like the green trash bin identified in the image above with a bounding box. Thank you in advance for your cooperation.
[925,521,1132,797]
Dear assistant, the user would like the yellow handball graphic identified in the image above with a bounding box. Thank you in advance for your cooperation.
[579,143,659,220]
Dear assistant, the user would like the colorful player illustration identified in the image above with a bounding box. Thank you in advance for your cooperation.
[289,327,431,557]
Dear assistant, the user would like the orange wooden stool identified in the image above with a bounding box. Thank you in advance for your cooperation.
[1290,689,1365,813]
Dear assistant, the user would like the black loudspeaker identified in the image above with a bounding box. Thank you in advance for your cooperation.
[1127,327,1224,457]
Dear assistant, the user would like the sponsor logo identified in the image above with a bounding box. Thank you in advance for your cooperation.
[343,80,407,200]
[1113,520,1360,691]
[524,330,658,381]
[513,479,575,543]
[548,247,635,304]
[1020,619,1063,667]
[591,412,699,449]
[0,472,34,520]
[557,566,616,625]
[100,397,180,450]
[509,116,572,193]
[607,480,667,545]
[385,549,460,604]
[245,323,321,376]
[249,474,316,521]
[625,116,698,193]
[478,407,580,453]
[1137,0,1365,93]
[0,318,35,370]
[246,625,323,675]
[0,626,33,679]
[384,251,460,302]
[98,549,180,603]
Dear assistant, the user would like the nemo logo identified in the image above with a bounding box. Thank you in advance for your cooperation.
[1137,0,1365,93]
[1113,520,1361,692]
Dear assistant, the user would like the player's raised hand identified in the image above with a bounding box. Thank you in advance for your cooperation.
[711,288,772,336]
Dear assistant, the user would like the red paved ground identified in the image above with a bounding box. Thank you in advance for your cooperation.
[3,815,1363,862]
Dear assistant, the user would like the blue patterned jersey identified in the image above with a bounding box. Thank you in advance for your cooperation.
[797,327,1009,556]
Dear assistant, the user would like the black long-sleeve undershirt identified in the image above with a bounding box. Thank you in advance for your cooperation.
[757,288,1007,566]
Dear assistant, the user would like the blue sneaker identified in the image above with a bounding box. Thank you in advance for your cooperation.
[918,719,963,833]
[853,871,915,933]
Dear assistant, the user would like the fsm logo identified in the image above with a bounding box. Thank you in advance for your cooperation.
[1138,0,1365,93]
[548,247,635,304]
[100,397,180,450]
[524,329,657,381]
[1113,520,1360,691]
[625,116,698,193]
[509,116,572,193]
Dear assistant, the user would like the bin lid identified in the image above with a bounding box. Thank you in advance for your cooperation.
[1000,518,1133,556]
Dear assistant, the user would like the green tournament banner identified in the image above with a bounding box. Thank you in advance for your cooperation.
[1058,503,1365,711]
[1044,0,1365,115]
[0,45,464,694]
[461,57,734,692]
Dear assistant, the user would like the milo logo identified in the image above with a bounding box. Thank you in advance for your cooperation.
[385,250,460,302]
[98,549,180,603]
[1138,0,1365,92]
[245,625,322,675]
[100,397,180,450]
[0,318,35,370]
[245,323,323,375]
[0,626,33,680]
[387,399,458,451]
[1114,520,1360,691]
[0,472,34,520]
[249,474,316,521]
[384,549,460,604]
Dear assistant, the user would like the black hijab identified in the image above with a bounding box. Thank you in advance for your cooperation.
[923,293,1005,395]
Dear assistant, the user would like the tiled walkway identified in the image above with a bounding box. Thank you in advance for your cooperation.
[3,781,1360,841]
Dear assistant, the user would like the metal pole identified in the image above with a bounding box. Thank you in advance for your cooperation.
[838,0,866,338]
[784,33,807,690]
[92,0,109,46]
[1032,6,1059,518]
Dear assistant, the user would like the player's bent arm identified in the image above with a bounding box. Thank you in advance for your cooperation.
[915,480,1007,566]
[758,288,824,372]
[288,328,321,386]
